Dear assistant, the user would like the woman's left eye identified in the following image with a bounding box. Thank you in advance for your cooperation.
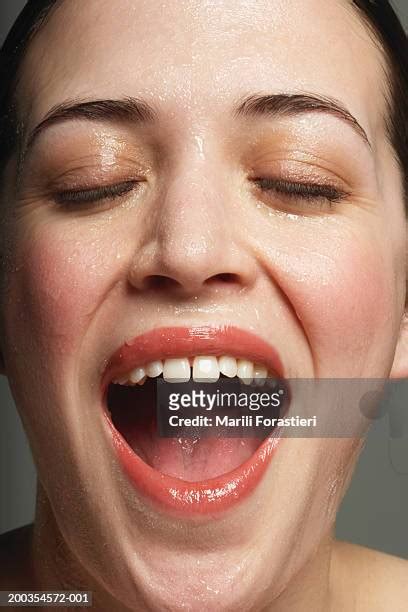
[53,180,140,206]
[253,177,349,206]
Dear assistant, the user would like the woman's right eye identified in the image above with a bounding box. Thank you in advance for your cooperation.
[53,180,140,206]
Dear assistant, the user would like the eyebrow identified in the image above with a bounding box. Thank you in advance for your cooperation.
[233,92,371,148]
[24,97,157,151]
[23,92,371,152]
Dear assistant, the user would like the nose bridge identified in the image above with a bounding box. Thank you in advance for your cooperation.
[128,138,257,294]
[157,149,225,259]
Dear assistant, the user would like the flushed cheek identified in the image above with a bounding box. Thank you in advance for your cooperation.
[3,223,120,368]
[261,226,395,376]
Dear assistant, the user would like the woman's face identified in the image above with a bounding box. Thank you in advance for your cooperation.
[1,0,406,609]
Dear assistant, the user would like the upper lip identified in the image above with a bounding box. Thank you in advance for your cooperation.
[102,325,285,392]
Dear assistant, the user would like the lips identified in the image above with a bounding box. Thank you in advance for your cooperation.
[102,326,285,517]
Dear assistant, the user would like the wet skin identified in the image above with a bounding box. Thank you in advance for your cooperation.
[0,0,407,610]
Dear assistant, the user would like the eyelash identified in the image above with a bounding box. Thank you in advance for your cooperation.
[253,178,348,205]
[53,177,348,208]
[53,180,138,205]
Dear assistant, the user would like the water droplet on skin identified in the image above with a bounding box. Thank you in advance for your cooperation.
[194,135,205,160]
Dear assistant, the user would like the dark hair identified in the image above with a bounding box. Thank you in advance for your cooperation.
[0,0,407,202]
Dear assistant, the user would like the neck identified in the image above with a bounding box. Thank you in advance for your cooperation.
[30,484,134,611]
[27,483,345,612]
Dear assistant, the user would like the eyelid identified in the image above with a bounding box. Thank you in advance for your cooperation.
[25,150,151,195]
[46,161,148,187]
[252,176,350,205]
[53,179,140,205]
[248,152,353,190]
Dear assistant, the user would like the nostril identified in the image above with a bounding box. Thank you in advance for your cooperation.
[142,275,183,291]
[137,272,242,292]
[205,272,242,285]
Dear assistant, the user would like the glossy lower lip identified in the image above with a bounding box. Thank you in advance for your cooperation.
[105,416,281,517]
[102,326,284,518]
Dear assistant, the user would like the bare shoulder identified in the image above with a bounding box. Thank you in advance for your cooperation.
[333,540,408,611]
[0,525,33,588]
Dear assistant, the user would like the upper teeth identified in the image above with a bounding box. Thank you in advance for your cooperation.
[113,356,271,385]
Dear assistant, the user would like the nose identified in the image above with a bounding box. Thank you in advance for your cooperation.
[128,161,258,297]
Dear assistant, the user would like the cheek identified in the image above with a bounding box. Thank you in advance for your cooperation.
[295,239,389,331]
[258,219,397,375]
[2,222,120,363]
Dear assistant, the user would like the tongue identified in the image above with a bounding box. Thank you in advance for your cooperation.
[127,435,260,481]
[108,383,262,481]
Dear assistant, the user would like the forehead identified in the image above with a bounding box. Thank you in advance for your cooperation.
[18,0,386,139]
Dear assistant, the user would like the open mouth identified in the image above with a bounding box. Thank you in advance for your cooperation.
[102,326,285,517]
[106,355,280,482]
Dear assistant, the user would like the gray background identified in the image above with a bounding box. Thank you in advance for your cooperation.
[0,0,407,559]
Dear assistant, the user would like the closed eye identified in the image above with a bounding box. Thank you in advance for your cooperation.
[53,180,140,206]
[253,177,349,205]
